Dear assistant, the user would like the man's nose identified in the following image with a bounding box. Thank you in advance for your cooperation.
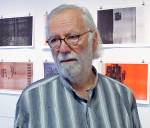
[59,39,71,53]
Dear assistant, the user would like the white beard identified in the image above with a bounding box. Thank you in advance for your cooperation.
[57,59,83,84]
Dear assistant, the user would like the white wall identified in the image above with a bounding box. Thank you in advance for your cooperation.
[0,0,150,127]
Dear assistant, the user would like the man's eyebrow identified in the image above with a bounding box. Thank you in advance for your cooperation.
[48,34,60,39]
[48,33,55,36]
[48,31,80,38]
[64,32,80,36]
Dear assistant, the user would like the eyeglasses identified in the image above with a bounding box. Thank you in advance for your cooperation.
[46,30,93,50]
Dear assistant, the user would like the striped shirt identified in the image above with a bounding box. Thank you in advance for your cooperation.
[14,68,141,128]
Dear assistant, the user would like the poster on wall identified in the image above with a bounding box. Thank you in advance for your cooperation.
[101,63,149,104]
[0,62,33,93]
[0,16,33,48]
[44,62,58,78]
[97,6,147,47]
[97,7,136,45]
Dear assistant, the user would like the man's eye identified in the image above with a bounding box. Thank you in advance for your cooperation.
[50,38,59,43]
[67,35,79,40]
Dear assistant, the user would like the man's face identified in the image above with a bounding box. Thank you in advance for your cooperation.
[48,9,95,83]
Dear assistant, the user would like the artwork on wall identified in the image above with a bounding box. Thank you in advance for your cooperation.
[0,16,33,48]
[0,62,33,93]
[44,62,58,78]
[101,63,149,104]
[97,7,136,44]
[97,6,148,47]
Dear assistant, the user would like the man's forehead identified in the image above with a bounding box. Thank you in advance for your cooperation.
[48,8,86,34]
[52,8,82,17]
[50,8,83,22]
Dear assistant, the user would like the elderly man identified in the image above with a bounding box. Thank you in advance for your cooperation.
[14,4,141,128]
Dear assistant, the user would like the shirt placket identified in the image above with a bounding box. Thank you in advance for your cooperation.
[81,100,91,128]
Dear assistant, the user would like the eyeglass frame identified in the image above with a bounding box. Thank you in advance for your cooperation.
[46,30,93,50]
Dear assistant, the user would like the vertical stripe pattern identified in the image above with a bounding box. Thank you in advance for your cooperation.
[14,72,141,128]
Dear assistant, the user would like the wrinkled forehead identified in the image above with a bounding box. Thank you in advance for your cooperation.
[47,8,87,34]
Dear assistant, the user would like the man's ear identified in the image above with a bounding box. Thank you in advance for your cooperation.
[92,31,99,52]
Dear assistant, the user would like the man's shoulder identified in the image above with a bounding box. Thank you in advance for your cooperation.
[22,75,59,94]
[98,73,129,88]
[97,73,133,98]
[16,75,60,108]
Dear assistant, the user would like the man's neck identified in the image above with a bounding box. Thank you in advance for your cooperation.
[71,69,96,100]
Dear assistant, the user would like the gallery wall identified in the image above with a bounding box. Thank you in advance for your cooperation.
[0,0,150,127]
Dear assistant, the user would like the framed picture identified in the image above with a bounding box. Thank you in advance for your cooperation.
[0,16,33,48]
[97,6,149,47]
[44,62,58,78]
[101,63,149,104]
[0,62,33,94]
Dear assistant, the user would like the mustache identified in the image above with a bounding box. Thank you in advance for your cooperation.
[57,53,78,62]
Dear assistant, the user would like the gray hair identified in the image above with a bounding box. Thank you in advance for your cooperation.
[46,4,102,59]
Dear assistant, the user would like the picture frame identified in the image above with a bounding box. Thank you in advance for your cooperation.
[43,62,58,78]
[101,62,149,104]
[97,6,150,48]
[0,16,34,49]
[0,62,33,94]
